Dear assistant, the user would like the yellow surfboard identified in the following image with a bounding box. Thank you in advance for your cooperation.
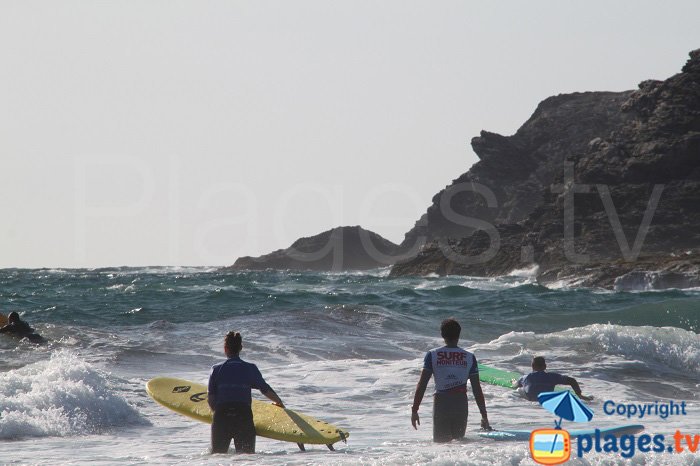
[146,377,349,449]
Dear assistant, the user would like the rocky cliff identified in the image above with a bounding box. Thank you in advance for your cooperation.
[226,226,402,272]
[392,49,700,289]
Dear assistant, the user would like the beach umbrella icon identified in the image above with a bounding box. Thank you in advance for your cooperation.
[534,391,594,458]
[538,391,593,428]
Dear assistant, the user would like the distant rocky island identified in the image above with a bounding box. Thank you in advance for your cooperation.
[226,226,403,272]
[227,49,700,290]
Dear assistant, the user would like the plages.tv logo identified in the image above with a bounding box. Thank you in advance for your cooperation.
[529,391,594,465]
[530,428,571,465]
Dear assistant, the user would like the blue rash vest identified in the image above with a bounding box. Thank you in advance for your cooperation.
[208,356,271,408]
[423,346,479,393]
[516,371,568,401]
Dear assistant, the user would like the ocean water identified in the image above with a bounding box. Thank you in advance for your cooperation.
[1,267,699,465]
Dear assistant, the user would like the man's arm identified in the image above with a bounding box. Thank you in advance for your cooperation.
[207,367,218,411]
[411,369,431,429]
[262,388,285,408]
[512,375,524,389]
[563,376,592,401]
[469,373,492,430]
[254,366,285,408]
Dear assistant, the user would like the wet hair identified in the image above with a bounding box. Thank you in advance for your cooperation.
[440,318,461,341]
[224,331,242,354]
[532,356,546,370]
[8,312,20,323]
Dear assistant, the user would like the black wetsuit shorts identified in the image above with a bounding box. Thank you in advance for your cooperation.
[211,402,256,453]
[433,391,468,442]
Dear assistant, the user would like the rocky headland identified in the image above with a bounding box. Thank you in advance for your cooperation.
[391,49,700,289]
[226,226,402,272]
[228,49,700,290]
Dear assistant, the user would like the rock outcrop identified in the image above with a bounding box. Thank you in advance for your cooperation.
[391,49,700,289]
[226,226,402,272]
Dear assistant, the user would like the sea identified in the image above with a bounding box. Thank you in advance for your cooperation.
[1,267,699,465]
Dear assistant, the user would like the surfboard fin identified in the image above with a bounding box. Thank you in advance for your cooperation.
[296,443,305,452]
[326,444,335,451]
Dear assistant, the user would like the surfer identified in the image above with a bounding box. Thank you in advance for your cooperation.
[207,331,285,454]
[0,311,43,342]
[411,318,491,442]
[514,356,592,401]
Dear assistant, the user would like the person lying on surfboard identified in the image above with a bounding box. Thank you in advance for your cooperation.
[0,311,44,342]
[0,311,33,335]
[411,318,491,442]
[207,331,285,454]
[514,356,593,402]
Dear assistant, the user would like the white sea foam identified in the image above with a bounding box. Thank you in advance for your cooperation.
[106,283,126,290]
[541,275,594,290]
[412,274,536,291]
[320,267,393,277]
[459,276,536,290]
[507,264,540,278]
[414,279,448,290]
[0,351,148,439]
[485,324,700,376]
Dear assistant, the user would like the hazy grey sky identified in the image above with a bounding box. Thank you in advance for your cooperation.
[1,1,699,267]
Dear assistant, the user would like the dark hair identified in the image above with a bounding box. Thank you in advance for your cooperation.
[225,331,242,354]
[532,356,546,370]
[8,312,20,322]
[440,318,461,341]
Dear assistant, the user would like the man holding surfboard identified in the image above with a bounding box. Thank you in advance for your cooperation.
[411,318,491,442]
[208,331,285,454]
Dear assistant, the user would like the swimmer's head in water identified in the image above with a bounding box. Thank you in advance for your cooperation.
[224,331,243,356]
[8,312,20,323]
[532,356,546,371]
[440,318,461,342]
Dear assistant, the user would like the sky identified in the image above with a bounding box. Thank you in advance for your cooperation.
[1,1,699,268]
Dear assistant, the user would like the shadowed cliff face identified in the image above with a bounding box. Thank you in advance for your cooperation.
[400,91,634,250]
[393,49,700,289]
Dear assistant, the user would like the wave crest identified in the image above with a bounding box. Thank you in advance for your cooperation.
[487,324,700,376]
[0,351,148,439]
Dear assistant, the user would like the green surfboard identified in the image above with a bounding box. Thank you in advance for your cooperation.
[478,364,520,388]
[477,364,576,394]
